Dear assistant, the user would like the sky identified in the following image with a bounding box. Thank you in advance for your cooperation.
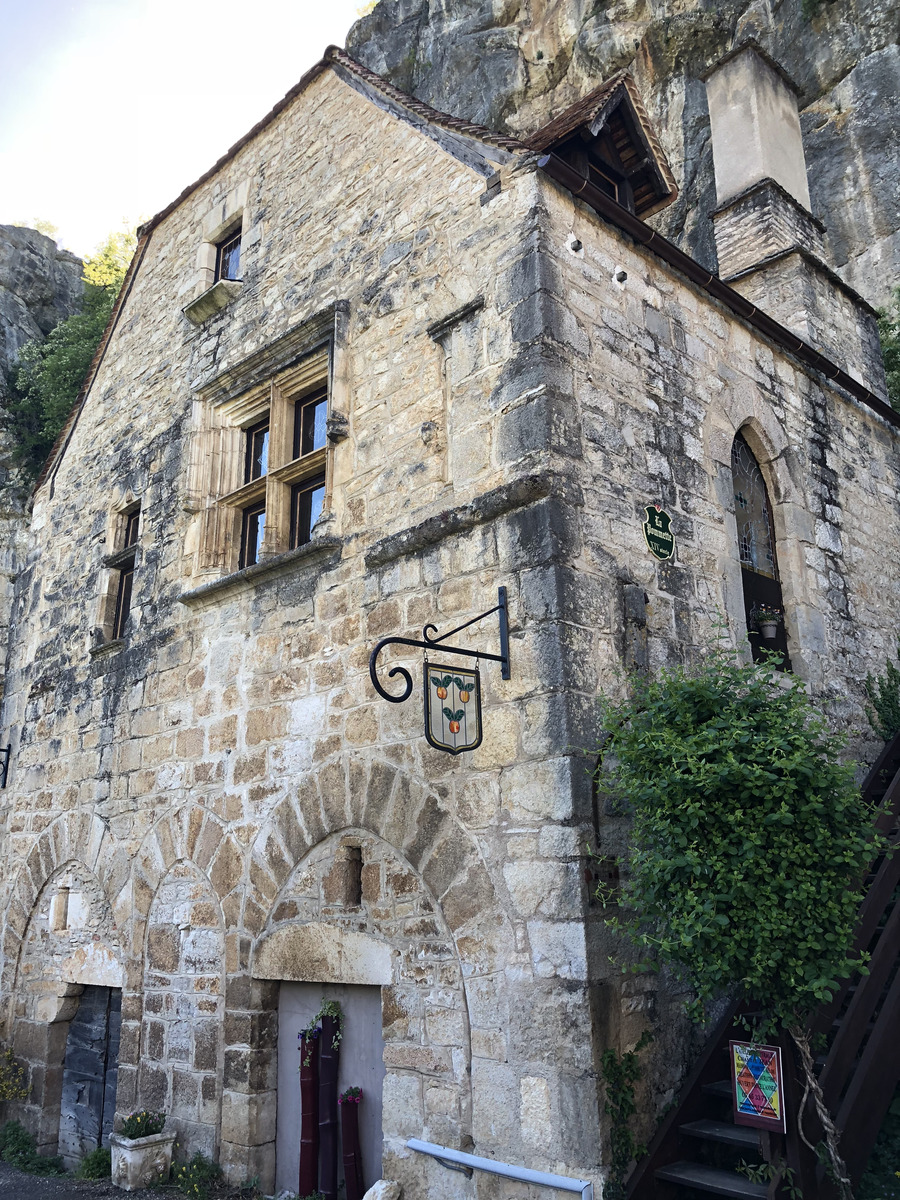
[0,0,369,258]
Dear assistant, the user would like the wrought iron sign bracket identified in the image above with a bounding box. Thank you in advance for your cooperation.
[0,745,11,789]
[369,586,510,704]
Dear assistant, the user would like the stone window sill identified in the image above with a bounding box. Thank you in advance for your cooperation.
[179,536,342,606]
[89,638,125,658]
[183,279,243,326]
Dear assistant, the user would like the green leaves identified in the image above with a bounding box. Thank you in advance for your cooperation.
[864,637,900,741]
[598,647,881,1027]
[877,284,900,412]
[3,227,135,482]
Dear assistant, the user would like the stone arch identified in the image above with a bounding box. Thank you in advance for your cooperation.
[137,859,226,1162]
[706,393,814,670]
[249,827,475,1195]
[233,760,514,1192]
[246,760,505,969]
[10,856,124,1158]
[1,811,123,1000]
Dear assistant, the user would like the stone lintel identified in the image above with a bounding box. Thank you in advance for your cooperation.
[253,922,392,985]
[193,303,339,405]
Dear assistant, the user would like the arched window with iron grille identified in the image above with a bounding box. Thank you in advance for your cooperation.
[731,431,791,668]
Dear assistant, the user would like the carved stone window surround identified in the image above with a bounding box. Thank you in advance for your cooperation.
[185,302,350,582]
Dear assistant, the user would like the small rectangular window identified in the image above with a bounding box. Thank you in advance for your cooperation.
[293,388,328,459]
[240,501,266,569]
[290,474,325,549]
[244,419,269,482]
[124,510,140,547]
[216,229,241,282]
[113,564,134,639]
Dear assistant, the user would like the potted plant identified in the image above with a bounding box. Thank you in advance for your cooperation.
[109,1110,175,1192]
[754,605,783,640]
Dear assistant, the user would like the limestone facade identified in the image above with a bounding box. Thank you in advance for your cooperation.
[0,49,897,1199]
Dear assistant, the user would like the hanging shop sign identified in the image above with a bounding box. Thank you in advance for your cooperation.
[369,587,509,756]
[643,504,675,561]
[424,663,483,755]
[729,1040,787,1133]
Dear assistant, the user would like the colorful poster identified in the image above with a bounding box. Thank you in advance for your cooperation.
[730,1040,787,1133]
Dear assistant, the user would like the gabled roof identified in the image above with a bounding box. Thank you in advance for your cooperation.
[36,49,527,497]
[136,47,524,245]
[525,70,678,218]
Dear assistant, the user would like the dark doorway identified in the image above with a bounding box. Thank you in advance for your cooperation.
[58,985,121,1167]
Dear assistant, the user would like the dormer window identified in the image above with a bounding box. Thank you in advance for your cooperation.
[526,71,678,220]
[216,228,242,282]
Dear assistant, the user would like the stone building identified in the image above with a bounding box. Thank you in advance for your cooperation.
[0,36,895,1199]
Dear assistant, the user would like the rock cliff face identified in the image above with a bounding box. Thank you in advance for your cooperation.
[0,228,83,693]
[0,225,83,381]
[347,0,900,308]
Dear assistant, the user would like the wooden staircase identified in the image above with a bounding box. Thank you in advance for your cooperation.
[626,728,900,1199]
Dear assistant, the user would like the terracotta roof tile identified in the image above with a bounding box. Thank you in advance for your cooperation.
[525,71,677,207]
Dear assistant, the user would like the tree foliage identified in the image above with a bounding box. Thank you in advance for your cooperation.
[598,647,879,1027]
[3,228,136,482]
[878,285,900,412]
[864,637,900,741]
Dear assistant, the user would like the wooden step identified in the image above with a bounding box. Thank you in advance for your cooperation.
[680,1119,761,1149]
[701,1079,732,1100]
[655,1161,768,1197]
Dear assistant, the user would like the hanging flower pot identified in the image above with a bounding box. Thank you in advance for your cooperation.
[754,606,783,640]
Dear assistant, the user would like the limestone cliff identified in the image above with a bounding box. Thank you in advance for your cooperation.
[347,0,900,308]
[0,225,83,381]
[0,228,83,694]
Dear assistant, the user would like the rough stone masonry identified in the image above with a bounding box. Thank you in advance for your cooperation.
[0,41,896,1200]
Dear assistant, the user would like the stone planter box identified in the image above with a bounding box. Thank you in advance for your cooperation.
[110,1130,175,1191]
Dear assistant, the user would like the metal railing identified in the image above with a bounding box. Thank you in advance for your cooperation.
[407,1138,594,1199]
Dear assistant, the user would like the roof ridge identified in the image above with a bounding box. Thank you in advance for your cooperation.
[325,47,526,151]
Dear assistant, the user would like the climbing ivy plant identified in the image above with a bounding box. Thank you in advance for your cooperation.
[601,1030,653,1200]
[597,644,883,1196]
[864,637,900,741]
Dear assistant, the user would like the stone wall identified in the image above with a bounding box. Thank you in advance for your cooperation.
[0,58,896,1198]
[347,0,900,309]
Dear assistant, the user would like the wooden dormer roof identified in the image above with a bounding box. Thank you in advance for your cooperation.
[525,71,678,219]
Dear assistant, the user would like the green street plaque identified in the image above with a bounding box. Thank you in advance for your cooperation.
[643,505,675,561]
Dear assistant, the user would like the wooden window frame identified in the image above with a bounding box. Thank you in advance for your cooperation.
[239,500,267,570]
[197,348,332,575]
[244,418,270,483]
[98,502,141,645]
[290,471,327,550]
